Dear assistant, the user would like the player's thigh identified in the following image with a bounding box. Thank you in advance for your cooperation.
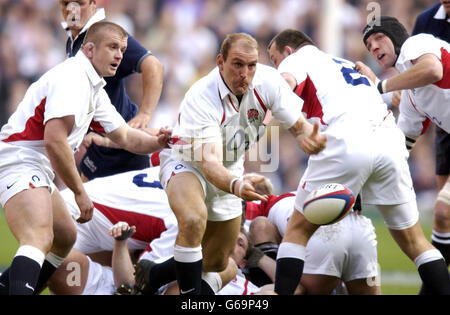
[283,209,319,245]
[166,171,206,221]
[202,216,241,271]
[300,274,340,295]
[4,187,53,250]
[345,278,380,295]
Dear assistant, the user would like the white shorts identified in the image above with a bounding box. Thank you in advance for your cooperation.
[295,117,418,230]
[304,212,379,282]
[82,256,116,295]
[0,164,55,207]
[159,150,243,222]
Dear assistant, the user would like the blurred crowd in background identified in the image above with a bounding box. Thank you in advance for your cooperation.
[0,0,439,211]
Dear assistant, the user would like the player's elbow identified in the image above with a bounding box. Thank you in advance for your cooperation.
[423,60,443,84]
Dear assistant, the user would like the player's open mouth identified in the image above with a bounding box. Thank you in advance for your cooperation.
[111,63,119,69]
[377,54,385,61]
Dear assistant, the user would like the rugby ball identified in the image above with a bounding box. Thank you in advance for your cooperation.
[303,183,355,225]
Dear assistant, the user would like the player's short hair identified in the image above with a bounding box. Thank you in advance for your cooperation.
[83,21,128,46]
[220,33,258,61]
[269,29,315,53]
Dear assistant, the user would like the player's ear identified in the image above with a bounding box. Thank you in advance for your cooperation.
[217,54,224,71]
[284,46,294,55]
[82,42,95,59]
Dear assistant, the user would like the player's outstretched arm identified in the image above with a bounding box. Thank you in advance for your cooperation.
[84,124,171,154]
[356,54,443,93]
[110,221,136,288]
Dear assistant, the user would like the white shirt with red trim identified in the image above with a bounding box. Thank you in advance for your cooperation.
[164,64,303,175]
[277,45,390,136]
[0,51,125,178]
[61,166,178,263]
[395,34,450,136]
[217,269,260,295]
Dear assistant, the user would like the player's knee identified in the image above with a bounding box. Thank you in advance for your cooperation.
[203,254,229,272]
[434,200,450,230]
[249,216,279,244]
[52,218,77,253]
[177,213,207,242]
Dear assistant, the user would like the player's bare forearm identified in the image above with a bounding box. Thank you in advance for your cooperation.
[197,142,268,202]
[111,222,136,287]
[107,125,170,154]
[385,54,443,92]
[198,158,236,194]
[128,56,164,129]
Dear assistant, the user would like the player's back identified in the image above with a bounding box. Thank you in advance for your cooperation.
[278,45,390,131]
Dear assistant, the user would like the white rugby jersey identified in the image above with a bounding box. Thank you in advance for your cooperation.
[61,167,178,262]
[395,34,450,137]
[277,45,391,135]
[217,269,260,295]
[168,64,303,172]
[0,51,125,176]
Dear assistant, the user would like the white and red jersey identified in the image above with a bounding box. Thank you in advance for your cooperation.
[217,269,260,295]
[277,45,391,135]
[244,193,295,235]
[161,64,303,177]
[395,34,450,137]
[0,51,125,179]
[61,166,178,263]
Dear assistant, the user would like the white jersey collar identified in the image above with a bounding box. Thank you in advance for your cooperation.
[434,5,450,22]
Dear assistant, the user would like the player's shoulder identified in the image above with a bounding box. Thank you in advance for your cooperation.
[400,33,447,61]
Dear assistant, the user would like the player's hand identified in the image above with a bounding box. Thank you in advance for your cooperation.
[301,122,327,155]
[75,191,94,223]
[242,173,274,195]
[109,221,136,241]
[128,112,151,129]
[234,176,269,202]
[82,132,121,149]
[355,61,377,84]
[157,126,172,148]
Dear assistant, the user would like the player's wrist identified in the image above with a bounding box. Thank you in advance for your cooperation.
[377,79,387,94]
[230,177,240,195]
